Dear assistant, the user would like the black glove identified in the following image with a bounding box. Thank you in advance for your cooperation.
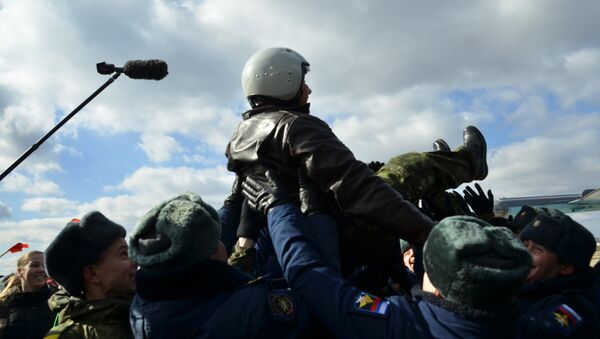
[223,175,243,211]
[367,161,385,173]
[463,183,494,219]
[298,169,325,216]
[449,191,473,216]
[242,171,290,216]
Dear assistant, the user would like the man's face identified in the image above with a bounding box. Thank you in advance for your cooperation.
[299,82,311,106]
[523,240,563,282]
[92,238,137,297]
[18,253,47,292]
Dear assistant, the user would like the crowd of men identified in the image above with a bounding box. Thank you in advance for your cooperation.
[1,47,599,338]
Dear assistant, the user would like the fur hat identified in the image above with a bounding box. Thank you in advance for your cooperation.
[129,192,221,271]
[399,239,411,254]
[512,205,564,233]
[424,216,531,310]
[520,214,595,269]
[45,211,126,296]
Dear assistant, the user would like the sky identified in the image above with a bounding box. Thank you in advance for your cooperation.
[1,0,600,274]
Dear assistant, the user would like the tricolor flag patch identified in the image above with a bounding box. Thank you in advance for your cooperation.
[551,303,582,334]
[351,292,390,317]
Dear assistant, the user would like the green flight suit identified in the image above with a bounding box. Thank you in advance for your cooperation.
[376,147,476,204]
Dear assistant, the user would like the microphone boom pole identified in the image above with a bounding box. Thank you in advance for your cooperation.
[0,72,122,183]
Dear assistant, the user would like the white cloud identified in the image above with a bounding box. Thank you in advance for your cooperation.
[0,172,61,196]
[21,197,78,217]
[485,113,600,198]
[0,164,235,274]
[0,202,11,219]
[137,133,183,163]
[0,216,68,274]
[330,86,468,162]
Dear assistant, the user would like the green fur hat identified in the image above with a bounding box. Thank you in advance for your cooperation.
[423,216,532,310]
[129,192,221,271]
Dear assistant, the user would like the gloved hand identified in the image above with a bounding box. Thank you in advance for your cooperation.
[223,175,243,211]
[227,243,257,276]
[298,169,325,216]
[367,161,385,173]
[449,191,473,216]
[242,171,290,216]
[463,183,494,220]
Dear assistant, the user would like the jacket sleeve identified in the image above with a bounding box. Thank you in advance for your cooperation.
[267,204,431,339]
[516,296,600,338]
[285,115,433,244]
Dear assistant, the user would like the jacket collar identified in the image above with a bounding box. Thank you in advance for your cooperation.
[519,268,595,297]
[242,103,311,119]
[1,284,56,305]
[413,287,518,319]
[60,295,132,323]
[135,260,251,301]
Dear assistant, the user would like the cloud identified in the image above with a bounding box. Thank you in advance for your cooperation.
[92,164,234,227]
[21,197,78,217]
[0,202,11,219]
[0,163,235,274]
[0,216,68,274]
[0,172,61,196]
[137,133,183,163]
[485,112,600,198]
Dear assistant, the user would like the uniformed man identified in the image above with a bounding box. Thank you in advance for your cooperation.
[241,172,532,338]
[226,47,435,248]
[44,211,137,339]
[517,209,600,338]
[226,47,490,273]
[128,192,324,338]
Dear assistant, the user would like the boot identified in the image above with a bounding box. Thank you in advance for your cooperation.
[463,126,488,180]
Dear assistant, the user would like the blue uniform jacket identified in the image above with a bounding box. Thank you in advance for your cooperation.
[130,260,319,339]
[268,204,517,339]
[517,269,600,338]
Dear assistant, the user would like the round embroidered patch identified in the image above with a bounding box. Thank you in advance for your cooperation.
[270,293,296,320]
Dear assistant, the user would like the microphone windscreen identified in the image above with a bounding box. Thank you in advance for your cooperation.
[123,60,168,80]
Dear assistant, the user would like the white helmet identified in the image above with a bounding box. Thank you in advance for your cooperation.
[241,47,310,101]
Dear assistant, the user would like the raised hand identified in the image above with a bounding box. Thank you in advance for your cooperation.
[463,183,494,219]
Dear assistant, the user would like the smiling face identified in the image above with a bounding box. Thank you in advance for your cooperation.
[17,252,47,292]
[87,238,137,298]
[403,247,415,272]
[524,240,565,282]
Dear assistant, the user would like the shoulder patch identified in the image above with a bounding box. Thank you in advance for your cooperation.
[269,290,297,322]
[350,292,390,318]
[548,303,583,335]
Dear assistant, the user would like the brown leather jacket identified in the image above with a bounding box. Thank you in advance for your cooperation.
[226,105,433,244]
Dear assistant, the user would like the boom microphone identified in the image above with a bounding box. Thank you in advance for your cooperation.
[123,60,168,80]
[96,59,169,80]
[0,60,168,182]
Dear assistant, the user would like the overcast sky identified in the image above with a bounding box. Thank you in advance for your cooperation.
[1,0,599,274]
